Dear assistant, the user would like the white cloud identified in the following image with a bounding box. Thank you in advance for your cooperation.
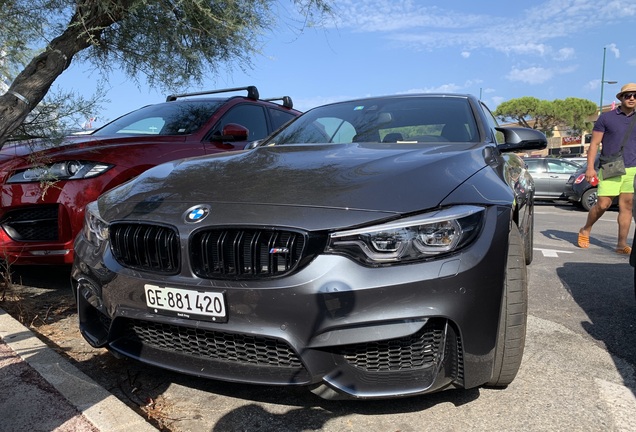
[506,67,553,84]
[503,43,548,56]
[490,96,506,108]
[607,43,620,58]
[461,51,471,58]
[554,47,575,61]
[399,79,483,95]
[400,84,463,94]
[326,0,636,59]
[294,95,353,111]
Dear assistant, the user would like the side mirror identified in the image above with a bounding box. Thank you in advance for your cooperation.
[495,127,547,152]
[212,123,249,142]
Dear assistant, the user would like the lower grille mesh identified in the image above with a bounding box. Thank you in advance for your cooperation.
[338,320,448,372]
[121,319,303,368]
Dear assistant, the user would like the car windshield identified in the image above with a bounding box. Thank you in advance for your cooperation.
[264,96,480,145]
[92,100,224,136]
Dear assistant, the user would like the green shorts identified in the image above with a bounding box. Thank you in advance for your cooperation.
[598,166,636,196]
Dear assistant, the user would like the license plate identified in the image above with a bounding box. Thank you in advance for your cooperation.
[144,284,227,322]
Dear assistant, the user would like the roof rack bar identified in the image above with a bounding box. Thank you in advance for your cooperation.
[166,86,259,102]
[263,96,293,109]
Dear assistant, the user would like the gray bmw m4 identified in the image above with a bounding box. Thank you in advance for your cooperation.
[72,93,546,399]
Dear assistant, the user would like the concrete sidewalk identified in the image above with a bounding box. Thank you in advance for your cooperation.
[0,307,157,432]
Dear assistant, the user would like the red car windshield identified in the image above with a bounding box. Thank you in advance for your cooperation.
[92,100,224,136]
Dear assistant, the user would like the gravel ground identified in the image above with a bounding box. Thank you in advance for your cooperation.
[0,265,176,430]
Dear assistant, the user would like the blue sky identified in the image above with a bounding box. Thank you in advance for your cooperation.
[54,0,636,128]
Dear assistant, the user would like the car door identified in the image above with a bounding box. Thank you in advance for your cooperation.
[544,159,581,197]
[524,159,551,198]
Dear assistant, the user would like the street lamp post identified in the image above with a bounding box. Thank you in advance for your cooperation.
[600,47,618,116]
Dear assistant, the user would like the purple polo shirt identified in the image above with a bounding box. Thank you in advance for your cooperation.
[593,108,636,168]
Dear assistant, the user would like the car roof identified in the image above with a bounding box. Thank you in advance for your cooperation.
[319,93,474,106]
[164,85,295,110]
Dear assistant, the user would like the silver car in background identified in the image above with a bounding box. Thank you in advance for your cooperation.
[523,157,583,202]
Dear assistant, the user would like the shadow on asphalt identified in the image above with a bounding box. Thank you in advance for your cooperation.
[1,265,74,328]
[9,265,72,290]
[209,387,482,432]
[556,262,636,398]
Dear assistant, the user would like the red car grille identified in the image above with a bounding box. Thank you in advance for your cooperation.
[0,205,59,241]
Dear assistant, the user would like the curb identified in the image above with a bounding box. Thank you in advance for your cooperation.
[0,307,158,432]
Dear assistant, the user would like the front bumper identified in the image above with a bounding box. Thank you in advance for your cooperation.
[563,180,582,203]
[0,205,75,265]
[0,175,110,265]
[71,205,511,399]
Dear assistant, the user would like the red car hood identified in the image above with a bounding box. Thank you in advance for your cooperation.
[0,135,99,161]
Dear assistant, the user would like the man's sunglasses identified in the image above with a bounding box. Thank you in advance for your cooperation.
[623,93,636,99]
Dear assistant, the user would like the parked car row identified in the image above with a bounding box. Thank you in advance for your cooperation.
[523,156,609,211]
[1,89,549,399]
[523,157,582,201]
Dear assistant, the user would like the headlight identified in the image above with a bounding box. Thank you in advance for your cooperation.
[83,201,109,247]
[7,161,113,183]
[326,205,484,265]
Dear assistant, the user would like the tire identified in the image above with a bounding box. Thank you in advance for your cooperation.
[581,188,597,212]
[486,224,528,387]
[524,211,534,265]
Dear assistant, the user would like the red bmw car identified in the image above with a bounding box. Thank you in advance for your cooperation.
[0,86,300,265]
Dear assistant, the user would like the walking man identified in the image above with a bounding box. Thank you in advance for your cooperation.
[578,83,636,254]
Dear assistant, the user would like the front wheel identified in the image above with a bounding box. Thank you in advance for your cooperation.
[524,211,534,265]
[486,224,528,387]
[581,188,598,212]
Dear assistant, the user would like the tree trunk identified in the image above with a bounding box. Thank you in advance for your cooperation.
[0,1,134,147]
[0,26,91,147]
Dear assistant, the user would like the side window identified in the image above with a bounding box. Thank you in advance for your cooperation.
[524,159,543,173]
[548,160,580,174]
[216,104,268,141]
[269,108,297,131]
[482,102,504,144]
[318,118,356,143]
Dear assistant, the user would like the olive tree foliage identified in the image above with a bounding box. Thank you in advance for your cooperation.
[494,96,598,138]
[0,0,332,146]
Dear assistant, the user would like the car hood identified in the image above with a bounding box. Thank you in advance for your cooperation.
[0,133,183,163]
[98,143,492,230]
[0,135,97,160]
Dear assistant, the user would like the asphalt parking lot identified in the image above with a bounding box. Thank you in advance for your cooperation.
[3,202,636,432]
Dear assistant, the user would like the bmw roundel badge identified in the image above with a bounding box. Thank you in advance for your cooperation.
[184,205,210,223]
